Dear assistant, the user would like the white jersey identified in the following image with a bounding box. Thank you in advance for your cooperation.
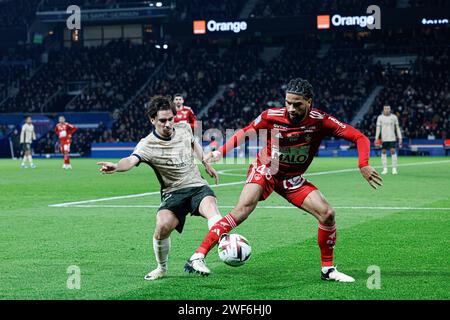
[20,123,36,144]
[376,114,402,142]
[132,122,207,194]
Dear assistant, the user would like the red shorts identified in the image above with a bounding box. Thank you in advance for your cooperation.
[246,161,317,207]
[60,143,71,153]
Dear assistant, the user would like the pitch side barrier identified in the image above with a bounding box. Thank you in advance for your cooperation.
[89,139,446,159]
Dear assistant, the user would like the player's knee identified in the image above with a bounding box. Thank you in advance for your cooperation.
[320,207,335,225]
[154,223,173,239]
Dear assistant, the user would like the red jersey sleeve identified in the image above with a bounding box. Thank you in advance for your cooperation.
[189,109,197,130]
[323,114,370,168]
[218,110,269,155]
[67,123,78,135]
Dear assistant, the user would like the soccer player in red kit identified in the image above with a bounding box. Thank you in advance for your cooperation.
[173,94,197,130]
[184,78,383,282]
[55,116,77,169]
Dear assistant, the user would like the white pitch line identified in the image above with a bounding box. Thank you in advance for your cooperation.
[49,159,450,208]
[48,181,245,207]
[217,159,450,177]
[63,204,450,211]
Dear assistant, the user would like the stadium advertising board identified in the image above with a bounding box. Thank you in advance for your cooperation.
[166,7,450,38]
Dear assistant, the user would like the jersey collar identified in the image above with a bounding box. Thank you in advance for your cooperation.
[152,128,175,141]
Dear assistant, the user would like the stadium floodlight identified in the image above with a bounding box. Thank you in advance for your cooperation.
[155,44,161,49]
[156,2,163,7]
[163,44,168,49]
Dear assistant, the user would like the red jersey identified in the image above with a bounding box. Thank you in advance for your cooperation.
[219,108,370,177]
[55,122,77,144]
[174,106,197,129]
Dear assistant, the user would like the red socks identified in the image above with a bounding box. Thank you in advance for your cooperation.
[318,222,336,267]
[196,214,237,256]
[64,152,70,165]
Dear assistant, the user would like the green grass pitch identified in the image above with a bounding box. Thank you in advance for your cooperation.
[1,156,449,300]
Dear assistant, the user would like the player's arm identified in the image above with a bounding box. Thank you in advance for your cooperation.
[67,123,78,138]
[395,116,403,147]
[205,111,267,162]
[32,127,36,141]
[97,155,139,174]
[192,138,219,184]
[325,115,383,189]
[374,116,381,146]
[20,126,25,144]
[189,110,197,130]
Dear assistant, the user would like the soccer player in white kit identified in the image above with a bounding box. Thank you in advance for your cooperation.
[20,116,36,169]
[375,105,403,175]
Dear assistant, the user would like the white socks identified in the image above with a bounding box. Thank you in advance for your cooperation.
[153,237,171,271]
[391,153,398,170]
[381,153,387,169]
[208,214,222,230]
[22,155,34,165]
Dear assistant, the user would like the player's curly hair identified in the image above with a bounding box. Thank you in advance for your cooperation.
[285,78,314,100]
[145,95,177,119]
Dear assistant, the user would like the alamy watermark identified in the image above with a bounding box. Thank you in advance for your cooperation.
[67,265,81,289]
[366,265,381,289]
[66,5,81,30]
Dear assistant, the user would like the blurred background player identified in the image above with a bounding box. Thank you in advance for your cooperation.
[55,116,78,170]
[20,116,36,169]
[173,93,197,130]
[97,95,222,281]
[375,105,403,175]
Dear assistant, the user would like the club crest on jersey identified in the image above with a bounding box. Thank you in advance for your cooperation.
[304,134,312,142]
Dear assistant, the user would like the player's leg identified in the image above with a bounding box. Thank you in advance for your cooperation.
[301,190,354,282]
[64,144,72,169]
[381,146,388,174]
[144,209,179,281]
[185,183,263,276]
[27,147,35,168]
[21,147,28,168]
[390,146,398,174]
[197,183,262,255]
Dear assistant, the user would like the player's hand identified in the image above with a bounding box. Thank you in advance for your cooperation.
[360,165,383,189]
[203,161,219,185]
[374,139,381,147]
[97,161,118,174]
[204,150,222,163]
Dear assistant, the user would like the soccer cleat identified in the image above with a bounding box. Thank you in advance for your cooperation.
[31,164,36,169]
[184,258,210,276]
[21,164,27,169]
[392,168,398,175]
[381,168,388,175]
[321,267,355,282]
[144,268,167,281]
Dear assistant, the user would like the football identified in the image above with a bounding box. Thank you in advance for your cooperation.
[218,233,252,267]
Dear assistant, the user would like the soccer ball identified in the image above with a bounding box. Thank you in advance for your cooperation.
[218,233,251,267]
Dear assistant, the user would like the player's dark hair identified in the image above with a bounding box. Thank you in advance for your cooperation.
[285,78,314,100]
[145,95,177,119]
[174,93,184,99]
